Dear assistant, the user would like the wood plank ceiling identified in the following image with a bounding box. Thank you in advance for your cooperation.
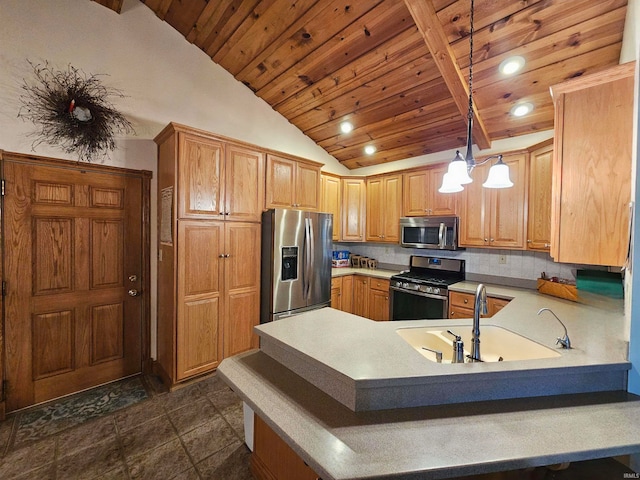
[118,0,627,169]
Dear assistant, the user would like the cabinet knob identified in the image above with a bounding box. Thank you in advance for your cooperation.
[128,289,140,297]
[450,311,455,316]
[225,212,230,216]
[484,238,488,242]
[527,239,532,243]
[463,298,468,304]
[219,211,224,215]
[544,243,550,248]
[219,254,225,258]
[490,238,494,242]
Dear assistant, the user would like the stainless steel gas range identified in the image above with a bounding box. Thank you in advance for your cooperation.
[389,256,465,321]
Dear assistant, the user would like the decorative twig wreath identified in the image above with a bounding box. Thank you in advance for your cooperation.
[17,61,135,162]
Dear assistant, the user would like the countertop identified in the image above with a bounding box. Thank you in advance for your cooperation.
[331,267,399,279]
[251,283,629,410]
[218,282,639,479]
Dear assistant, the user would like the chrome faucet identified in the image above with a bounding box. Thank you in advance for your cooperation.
[537,308,572,349]
[470,283,488,362]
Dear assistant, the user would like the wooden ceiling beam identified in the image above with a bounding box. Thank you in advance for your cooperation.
[403,0,491,149]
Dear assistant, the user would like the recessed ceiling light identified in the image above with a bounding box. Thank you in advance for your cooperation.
[340,121,353,133]
[364,145,376,155]
[510,102,534,117]
[499,56,525,76]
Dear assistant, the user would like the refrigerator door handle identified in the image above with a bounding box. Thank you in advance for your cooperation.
[308,217,315,300]
[304,217,312,300]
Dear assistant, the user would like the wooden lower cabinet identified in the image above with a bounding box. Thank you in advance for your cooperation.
[340,275,389,321]
[353,275,370,318]
[158,220,260,387]
[330,277,343,310]
[252,414,320,480]
[449,291,511,319]
[369,278,390,321]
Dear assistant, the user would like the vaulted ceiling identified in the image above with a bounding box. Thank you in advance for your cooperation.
[95,0,628,170]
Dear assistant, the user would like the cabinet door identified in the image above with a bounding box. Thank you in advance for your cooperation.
[382,174,402,242]
[265,154,295,209]
[352,276,369,318]
[321,174,341,241]
[369,278,390,321]
[403,170,428,216]
[341,178,366,241]
[527,143,553,251]
[341,275,354,313]
[428,164,457,216]
[177,221,224,380]
[487,297,510,316]
[225,144,264,222]
[551,65,633,266]
[178,133,224,218]
[223,223,261,358]
[296,163,320,210]
[458,163,489,247]
[366,177,384,241]
[330,277,342,310]
[489,153,527,248]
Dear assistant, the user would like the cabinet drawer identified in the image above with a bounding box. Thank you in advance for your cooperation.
[450,291,473,308]
[449,305,473,319]
[370,278,390,292]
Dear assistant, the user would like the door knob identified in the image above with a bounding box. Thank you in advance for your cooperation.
[128,289,140,297]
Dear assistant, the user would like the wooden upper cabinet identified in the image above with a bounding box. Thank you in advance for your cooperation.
[527,141,553,251]
[296,162,321,210]
[366,174,402,242]
[225,144,264,222]
[403,164,456,217]
[321,174,341,241]
[341,177,366,242]
[550,62,634,267]
[459,153,528,249]
[178,133,224,218]
[157,125,264,222]
[265,154,321,211]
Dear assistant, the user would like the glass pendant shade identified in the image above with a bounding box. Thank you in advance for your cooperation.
[438,172,464,193]
[482,159,513,188]
[447,152,473,185]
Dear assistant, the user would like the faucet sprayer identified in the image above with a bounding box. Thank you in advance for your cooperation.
[537,308,572,349]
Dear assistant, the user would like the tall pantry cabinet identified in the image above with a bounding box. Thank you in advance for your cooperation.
[155,123,263,388]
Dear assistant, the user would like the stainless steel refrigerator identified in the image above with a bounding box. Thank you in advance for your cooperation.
[260,209,333,323]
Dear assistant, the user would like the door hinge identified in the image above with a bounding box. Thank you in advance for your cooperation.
[1,179,5,196]
[1,281,5,297]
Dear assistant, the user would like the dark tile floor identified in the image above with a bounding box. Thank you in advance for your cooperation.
[0,374,253,480]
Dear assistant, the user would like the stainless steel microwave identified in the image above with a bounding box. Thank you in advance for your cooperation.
[400,216,462,250]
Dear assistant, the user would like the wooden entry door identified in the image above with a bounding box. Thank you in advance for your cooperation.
[3,154,148,412]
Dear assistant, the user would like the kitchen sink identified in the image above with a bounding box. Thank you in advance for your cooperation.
[396,325,562,363]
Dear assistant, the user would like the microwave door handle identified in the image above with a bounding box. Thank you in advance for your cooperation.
[438,223,446,249]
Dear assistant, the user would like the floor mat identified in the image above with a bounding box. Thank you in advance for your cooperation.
[13,376,150,446]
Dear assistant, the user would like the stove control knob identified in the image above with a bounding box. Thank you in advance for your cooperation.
[433,288,440,295]
[402,282,409,289]
[411,283,420,291]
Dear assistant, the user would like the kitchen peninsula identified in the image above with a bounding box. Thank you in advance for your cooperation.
[219,282,640,479]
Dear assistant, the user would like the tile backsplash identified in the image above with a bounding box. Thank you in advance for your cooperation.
[334,243,593,282]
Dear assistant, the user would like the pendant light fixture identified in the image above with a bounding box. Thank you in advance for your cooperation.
[439,0,513,193]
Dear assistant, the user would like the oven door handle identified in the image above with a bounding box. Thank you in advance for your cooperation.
[389,285,448,301]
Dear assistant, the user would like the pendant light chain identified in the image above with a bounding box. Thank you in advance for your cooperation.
[467,0,474,122]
